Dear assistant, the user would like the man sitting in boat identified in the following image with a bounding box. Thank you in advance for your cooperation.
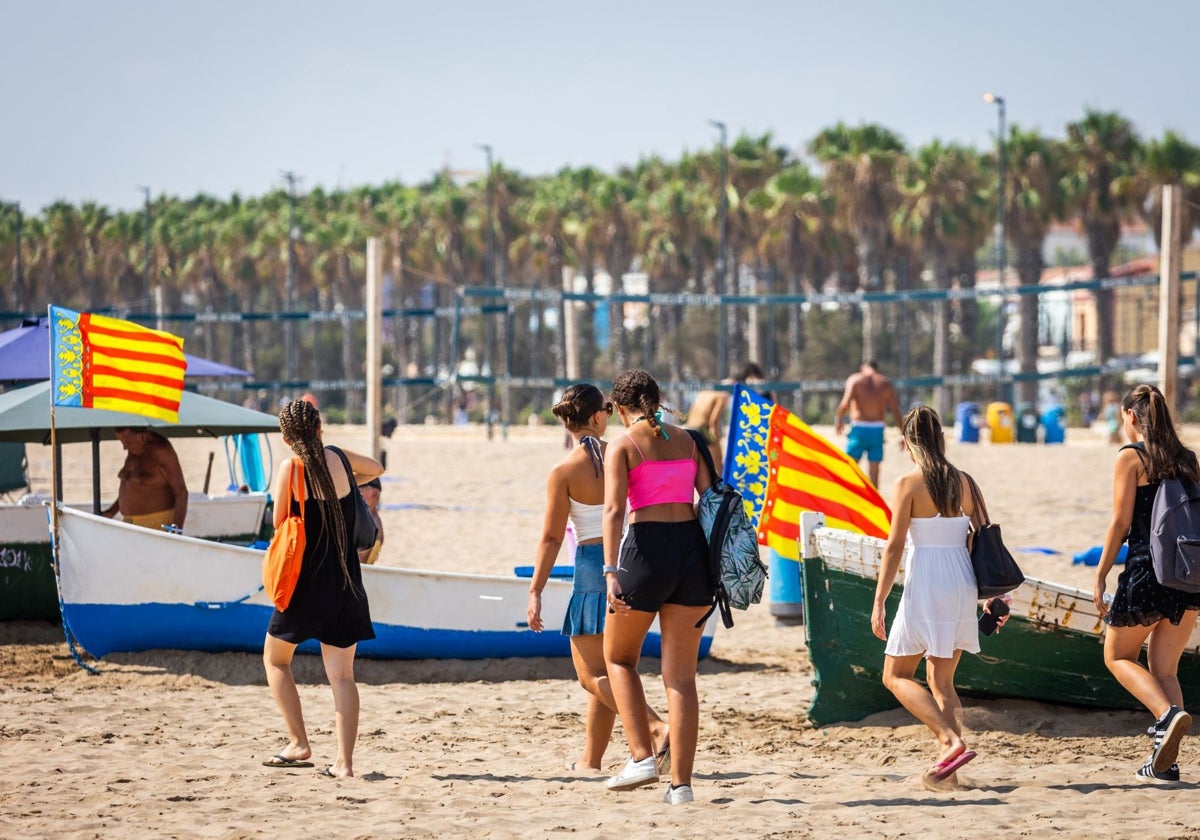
[102,428,188,532]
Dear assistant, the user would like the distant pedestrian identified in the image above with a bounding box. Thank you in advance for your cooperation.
[835,360,902,487]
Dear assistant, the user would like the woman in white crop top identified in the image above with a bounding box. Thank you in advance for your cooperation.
[528,383,669,774]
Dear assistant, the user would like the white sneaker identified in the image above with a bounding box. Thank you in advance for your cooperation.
[663,784,694,804]
[606,755,658,791]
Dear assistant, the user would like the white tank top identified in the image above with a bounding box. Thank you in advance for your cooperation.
[568,498,604,542]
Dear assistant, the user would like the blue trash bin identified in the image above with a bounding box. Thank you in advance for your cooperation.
[956,402,981,443]
[1042,405,1066,444]
[768,548,804,625]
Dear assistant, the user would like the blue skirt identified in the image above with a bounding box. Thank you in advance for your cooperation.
[562,542,607,636]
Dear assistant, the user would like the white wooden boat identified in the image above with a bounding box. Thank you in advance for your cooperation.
[54,506,717,660]
[0,493,268,620]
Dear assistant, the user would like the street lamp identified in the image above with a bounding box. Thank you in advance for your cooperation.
[709,119,729,377]
[983,92,1007,399]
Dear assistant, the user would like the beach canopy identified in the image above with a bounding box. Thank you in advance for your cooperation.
[0,380,279,444]
[0,318,251,382]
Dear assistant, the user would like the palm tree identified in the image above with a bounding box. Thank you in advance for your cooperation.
[1141,131,1200,250]
[896,142,990,417]
[1002,128,1068,404]
[1063,109,1141,364]
[809,123,907,362]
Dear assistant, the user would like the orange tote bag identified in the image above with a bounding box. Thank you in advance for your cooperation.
[262,461,306,611]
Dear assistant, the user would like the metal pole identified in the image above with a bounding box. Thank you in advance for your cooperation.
[710,120,728,377]
[283,171,298,383]
[477,143,497,436]
[983,93,1006,401]
[11,202,21,312]
[139,186,152,312]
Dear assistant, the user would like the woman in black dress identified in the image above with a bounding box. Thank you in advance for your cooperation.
[1095,384,1200,783]
[262,399,384,778]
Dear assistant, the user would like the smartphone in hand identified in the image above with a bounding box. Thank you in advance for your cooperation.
[979,597,1011,636]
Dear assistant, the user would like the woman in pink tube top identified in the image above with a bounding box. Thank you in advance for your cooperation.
[602,370,713,805]
[527,383,669,774]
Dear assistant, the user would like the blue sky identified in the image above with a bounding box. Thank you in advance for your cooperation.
[4,0,1199,212]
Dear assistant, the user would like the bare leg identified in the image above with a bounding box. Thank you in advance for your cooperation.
[925,654,964,738]
[320,643,360,778]
[882,653,966,762]
[1105,622,1173,718]
[604,609,657,762]
[868,460,881,488]
[657,603,711,788]
[263,634,311,761]
[572,634,667,768]
[1146,610,1200,710]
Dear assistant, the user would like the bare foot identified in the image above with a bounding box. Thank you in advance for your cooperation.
[934,742,965,766]
[262,744,312,767]
[318,766,353,779]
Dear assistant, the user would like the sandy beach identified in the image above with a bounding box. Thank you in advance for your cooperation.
[3,422,1200,839]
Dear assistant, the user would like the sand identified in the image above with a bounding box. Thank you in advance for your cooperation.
[3,422,1200,839]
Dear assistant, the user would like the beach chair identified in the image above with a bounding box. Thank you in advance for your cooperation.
[0,441,29,501]
[222,433,273,493]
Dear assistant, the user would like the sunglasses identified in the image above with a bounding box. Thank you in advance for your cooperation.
[603,401,614,416]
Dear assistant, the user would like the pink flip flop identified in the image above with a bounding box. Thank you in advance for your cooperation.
[932,749,977,781]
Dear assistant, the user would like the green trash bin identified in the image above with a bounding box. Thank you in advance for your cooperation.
[1016,402,1040,443]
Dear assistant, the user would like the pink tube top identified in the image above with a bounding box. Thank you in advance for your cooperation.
[626,434,697,510]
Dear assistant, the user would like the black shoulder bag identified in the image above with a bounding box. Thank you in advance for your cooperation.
[964,472,1024,598]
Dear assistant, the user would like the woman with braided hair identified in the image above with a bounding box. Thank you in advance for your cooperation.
[872,405,1001,786]
[602,370,712,805]
[262,399,384,779]
[528,383,669,774]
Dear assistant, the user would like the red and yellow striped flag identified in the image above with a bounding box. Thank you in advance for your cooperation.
[49,306,187,422]
[724,385,890,560]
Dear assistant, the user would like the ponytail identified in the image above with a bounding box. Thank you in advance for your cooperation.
[1124,384,1200,482]
[900,405,962,516]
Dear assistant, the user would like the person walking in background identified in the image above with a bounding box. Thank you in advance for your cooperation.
[262,399,384,779]
[527,384,669,773]
[603,370,712,805]
[871,406,1003,787]
[1094,384,1200,783]
[1102,390,1122,444]
[835,360,902,487]
[102,427,189,532]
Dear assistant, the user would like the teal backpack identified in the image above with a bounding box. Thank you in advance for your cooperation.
[687,430,768,628]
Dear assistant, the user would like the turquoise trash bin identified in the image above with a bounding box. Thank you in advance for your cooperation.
[1042,405,1066,444]
[768,548,804,624]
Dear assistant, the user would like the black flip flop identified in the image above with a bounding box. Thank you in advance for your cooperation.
[262,754,314,769]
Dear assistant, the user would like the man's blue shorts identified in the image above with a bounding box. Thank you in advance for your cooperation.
[846,423,885,463]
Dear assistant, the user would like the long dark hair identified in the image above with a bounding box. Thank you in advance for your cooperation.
[278,398,351,586]
[1124,384,1200,482]
[611,369,666,438]
[900,405,962,517]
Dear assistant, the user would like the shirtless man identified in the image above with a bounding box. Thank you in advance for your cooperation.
[102,427,188,531]
[834,361,902,487]
[685,387,730,471]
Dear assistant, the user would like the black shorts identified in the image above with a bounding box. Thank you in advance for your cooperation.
[617,520,712,612]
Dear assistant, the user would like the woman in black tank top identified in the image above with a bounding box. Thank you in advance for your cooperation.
[1094,385,1200,783]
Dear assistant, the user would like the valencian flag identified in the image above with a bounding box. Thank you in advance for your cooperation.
[723,385,891,560]
[49,306,187,423]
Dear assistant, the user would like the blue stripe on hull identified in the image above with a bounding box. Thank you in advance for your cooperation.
[64,603,714,661]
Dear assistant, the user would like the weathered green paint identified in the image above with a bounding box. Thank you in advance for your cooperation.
[802,556,1195,726]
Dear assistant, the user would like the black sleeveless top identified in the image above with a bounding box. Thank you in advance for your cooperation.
[1107,443,1200,626]
[266,451,375,647]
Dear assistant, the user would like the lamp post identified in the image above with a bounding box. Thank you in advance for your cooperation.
[6,201,21,312]
[476,143,498,436]
[983,92,1007,400]
[282,170,299,383]
[138,186,152,312]
[709,119,728,377]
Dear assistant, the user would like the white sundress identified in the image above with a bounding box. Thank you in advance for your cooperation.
[884,515,980,659]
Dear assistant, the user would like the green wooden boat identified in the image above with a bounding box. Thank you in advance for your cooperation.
[799,512,1200,727]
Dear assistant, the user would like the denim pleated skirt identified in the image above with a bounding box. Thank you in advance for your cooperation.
[561,542,607,636]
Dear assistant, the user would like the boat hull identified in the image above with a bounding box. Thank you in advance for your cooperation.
[800,514,1200,726]
[0,494,268,621]
[56,506,715,661]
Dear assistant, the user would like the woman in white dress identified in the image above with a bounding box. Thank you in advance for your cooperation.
[870,405,1005,783]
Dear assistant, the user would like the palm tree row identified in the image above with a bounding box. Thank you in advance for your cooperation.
[2,109,1197,421]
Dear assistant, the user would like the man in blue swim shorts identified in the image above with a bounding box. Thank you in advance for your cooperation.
[835,361,902,487]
